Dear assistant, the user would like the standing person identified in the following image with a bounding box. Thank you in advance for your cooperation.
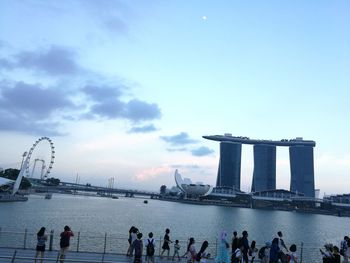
[161,228,172,259]
[258,242,271,263]
[186,237,196,263]
[215,231,230,263]
[269,238,280,263]
[59,225,74,263]
[277,231,288,263]
[145,232,155,263]
[34,227,47,263]
[241,231,249,263]
[128,227,139,256]
[249,240,258,263]
[232,231,239,255]
[232,243,244,263]
[332,246,341,263]
[340,236,349,263]
[196,241,210,263]
[287,244,298,263]
[132,232,143,263]
[173,240,181,261]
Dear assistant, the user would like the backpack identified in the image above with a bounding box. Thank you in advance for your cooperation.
[258,246,266,259]
[60,232,70,248]
[146,239,155,256]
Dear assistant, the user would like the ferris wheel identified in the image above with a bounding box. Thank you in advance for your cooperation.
[24,137,55,179]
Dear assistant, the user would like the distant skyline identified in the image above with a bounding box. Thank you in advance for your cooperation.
[0,1,349,195]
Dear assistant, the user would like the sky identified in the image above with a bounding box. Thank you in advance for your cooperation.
[0,0,349,195]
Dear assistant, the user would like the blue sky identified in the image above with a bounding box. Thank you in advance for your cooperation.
[0,0,349,194]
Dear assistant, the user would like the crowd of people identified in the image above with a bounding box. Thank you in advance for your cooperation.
[32,225,349,263]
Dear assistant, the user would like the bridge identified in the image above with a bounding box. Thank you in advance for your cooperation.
[30,179,160,199]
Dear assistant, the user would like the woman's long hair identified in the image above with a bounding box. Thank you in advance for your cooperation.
[37,227,46,237]
[198,241,209,254]
[187,237,195,252]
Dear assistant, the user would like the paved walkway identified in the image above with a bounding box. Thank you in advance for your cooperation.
[0,247,218,263]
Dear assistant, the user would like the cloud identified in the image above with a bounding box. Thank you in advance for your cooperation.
[83,84,124,101]
[134,166,173,182]
[123,99,161,122]
[82,85,162,122]
[0,81,74,118]
[0,110,64,136]
[128,124,157,133]
[0,81,75,135]
[160,132,198,146]
[166,148,188,152]
[15,46,80,76]
[191,146,215,157]
[0,46,81,76]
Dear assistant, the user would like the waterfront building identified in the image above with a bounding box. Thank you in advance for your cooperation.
[289,145,315,197]
[203,134,316,197]
[216,142,242,191]
[251,144,276,192]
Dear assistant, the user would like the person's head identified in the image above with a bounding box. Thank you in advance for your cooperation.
[175,240,179,244]
[37,227,46,237]
[277,231,283,237]
[64,225,70,231]
[290,244,297,252]
[187,237,195,251]
[129,226,135,233]
[132,228,138,233]
[251,240,256,249]
[272,238,279,245]
[137,233,143,239]
[344,236,349,241]
[148,232,153,238]
[220,231,227,240]
[333,246,340,253]
[242,230,248,237]
[233,231,237,237]
[165,228,170,234]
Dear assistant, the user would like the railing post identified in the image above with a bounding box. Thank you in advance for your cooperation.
[159,236,162,256]
[103,232,107,254]
[77,231,80,252]
[49,230,54,251]
[300,241,303,263]
[11,250,17,263]
[23,228,27,249]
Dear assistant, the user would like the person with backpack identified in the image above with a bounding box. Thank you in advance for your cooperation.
[145,232,155,263]
[258,241,270,263]
[132,232,143,263]
[232,243,244,263]
[59,225,74,263]
[173,240,181,261]
[196,241,210,263]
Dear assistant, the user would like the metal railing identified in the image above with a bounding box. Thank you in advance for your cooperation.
[0,227,334,263]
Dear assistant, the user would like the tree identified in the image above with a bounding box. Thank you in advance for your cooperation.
[0,168,32,189]
[160,185,167,195]
[45,177,60,186]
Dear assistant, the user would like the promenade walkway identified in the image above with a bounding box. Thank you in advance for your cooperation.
[0,247,219,263]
